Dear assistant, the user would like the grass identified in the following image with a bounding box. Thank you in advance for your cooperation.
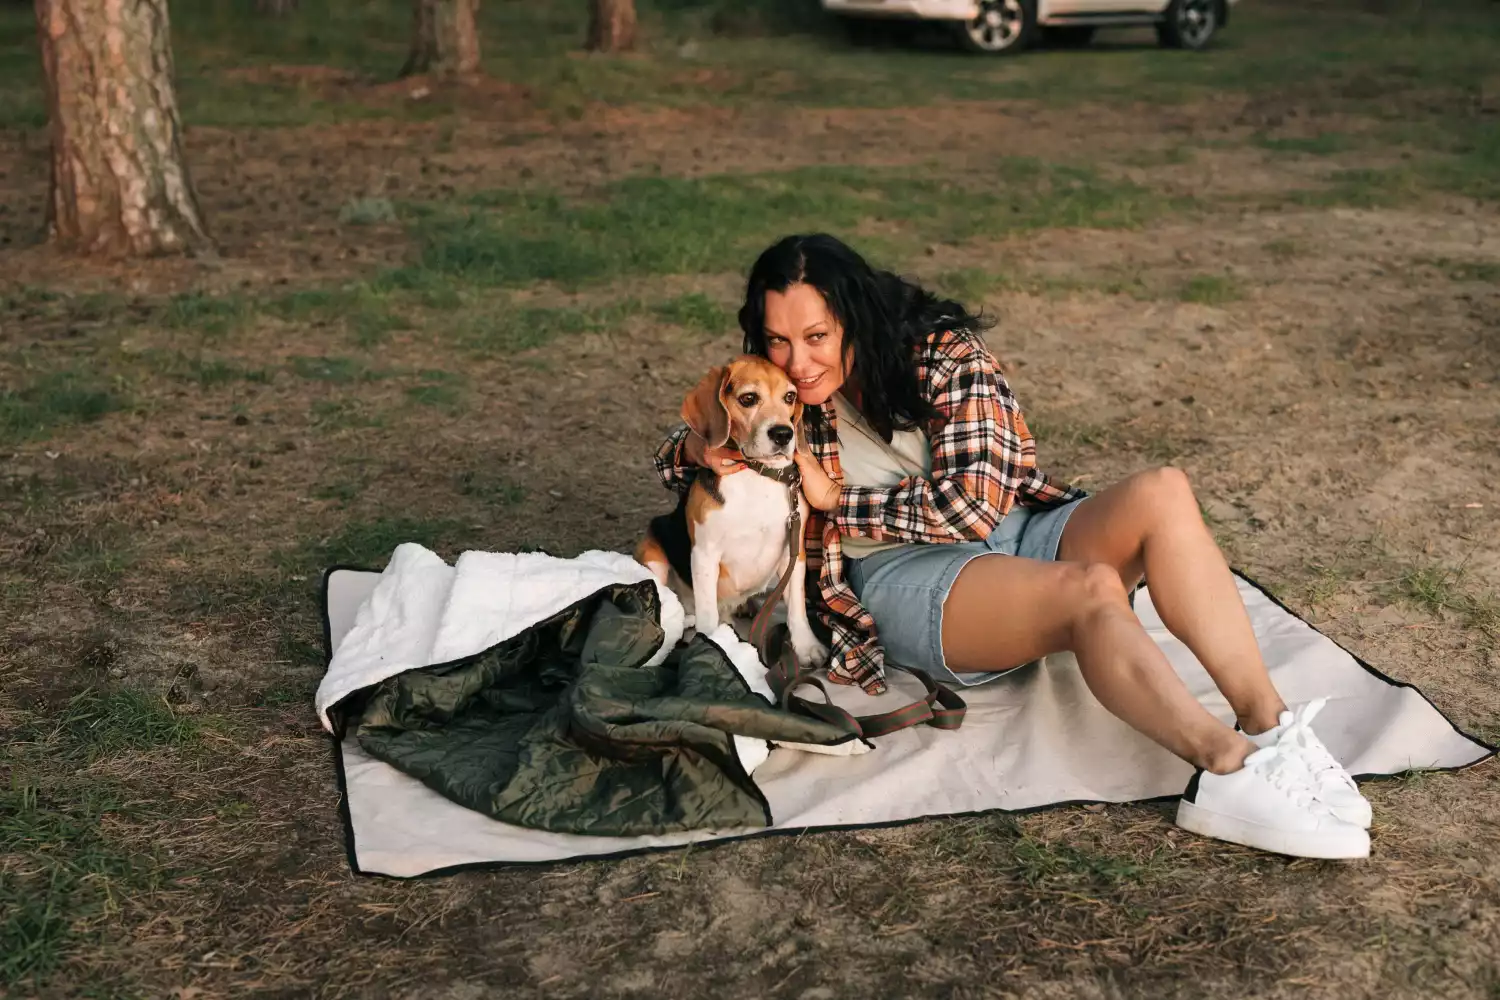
[0,778,162,991]
[45,688,203,761]
[406,163,1174,291]
[160,291,255,335]
[3,2,1500,995]
[141,350,274,386]
[0,371,120,449]
[1255,132,1359,156]
[290,515,481,569]
[2,690,199,991]
[287,354,374,383]
[1178,274,1243,305]
[1422,257,1500,284]
[1399,564,1499,637]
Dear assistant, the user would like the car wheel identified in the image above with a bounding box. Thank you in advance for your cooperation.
[953,0,1037,55]
[1041,25,1095,48]
[1156,0,1219,50]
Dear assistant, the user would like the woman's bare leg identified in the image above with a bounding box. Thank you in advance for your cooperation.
[941,553,1255,774]
[1057,467,1286,735]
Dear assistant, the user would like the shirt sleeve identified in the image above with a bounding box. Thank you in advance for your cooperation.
[653,424,696,498]
[832,343,1035,544]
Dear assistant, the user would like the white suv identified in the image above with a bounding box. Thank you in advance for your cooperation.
[821,0,1235,54]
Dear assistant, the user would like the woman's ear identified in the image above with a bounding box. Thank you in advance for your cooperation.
[681,366,731,449]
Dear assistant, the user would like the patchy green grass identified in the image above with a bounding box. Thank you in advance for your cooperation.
[1256,132,1359,156]
[1421,257,1500,284]
[287,355,375,383]
[1178,274,1244,306]
[652,292,734,336]
[1399,564,1499,637]
[291,515,481,569]
[160,291,254,335]
[44,688,203,761]
[0,371,120,449]
[405,370,465,411]
[406,163,1177,290]
[1263,239,1304,261]
[455,468,527,507]
[140,350,274,387]
[0,778,165,992]
[2,690,200,992]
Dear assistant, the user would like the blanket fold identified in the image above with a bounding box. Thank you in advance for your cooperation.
[337,578,855,837]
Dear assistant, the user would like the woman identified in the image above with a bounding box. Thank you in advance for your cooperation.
[654,234,1370,860]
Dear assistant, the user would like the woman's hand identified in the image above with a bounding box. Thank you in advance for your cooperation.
[685,432,745,474]
[795,448,842,512]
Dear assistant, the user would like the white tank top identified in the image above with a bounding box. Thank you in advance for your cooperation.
[831,392,932,559]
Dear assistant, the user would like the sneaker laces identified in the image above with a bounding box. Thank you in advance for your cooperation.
[1279,698,1356,789]
[1243,743,1330,812]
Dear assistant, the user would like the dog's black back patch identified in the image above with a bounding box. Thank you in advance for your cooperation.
[649,491,697,585]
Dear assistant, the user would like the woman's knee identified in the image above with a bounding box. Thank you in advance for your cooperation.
[1060,561,1134,645]
[1066,561,1131,612]
[1135,465,1196,510]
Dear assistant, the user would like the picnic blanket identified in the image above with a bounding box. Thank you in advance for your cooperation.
[318,545,1495,878]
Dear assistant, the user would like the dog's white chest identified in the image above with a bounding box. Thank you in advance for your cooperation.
[700,472,798,598]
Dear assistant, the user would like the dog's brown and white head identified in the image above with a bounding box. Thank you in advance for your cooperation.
[682,355,803,466]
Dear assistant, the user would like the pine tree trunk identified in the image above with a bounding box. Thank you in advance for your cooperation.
[35,0,211,256]
[254,0,298,14]
[401,0,481,80]
[587,0,637,52]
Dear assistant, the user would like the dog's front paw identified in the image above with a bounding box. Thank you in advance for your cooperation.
[791,634,829,669]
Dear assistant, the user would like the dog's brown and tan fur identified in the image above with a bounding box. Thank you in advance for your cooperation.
[637,356,828,664]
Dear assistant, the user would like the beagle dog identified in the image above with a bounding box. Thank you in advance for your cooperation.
[637,356,829,669]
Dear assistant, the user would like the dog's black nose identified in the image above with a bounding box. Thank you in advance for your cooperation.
[768,424,794,447]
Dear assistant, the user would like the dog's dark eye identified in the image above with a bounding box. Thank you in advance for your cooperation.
[737,392,758,408]
[783,391,796,404]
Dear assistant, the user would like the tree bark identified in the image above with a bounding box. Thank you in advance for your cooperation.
[34,0,211,257]
[401,0,481,80]
[587,0,637,52]
[254,0,298,14]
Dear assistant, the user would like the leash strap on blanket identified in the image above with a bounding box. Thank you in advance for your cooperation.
[744,464,967,740]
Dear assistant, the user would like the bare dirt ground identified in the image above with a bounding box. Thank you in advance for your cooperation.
[2,21,1498,1000]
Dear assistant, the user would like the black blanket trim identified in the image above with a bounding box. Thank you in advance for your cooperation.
[319,561,1498,881]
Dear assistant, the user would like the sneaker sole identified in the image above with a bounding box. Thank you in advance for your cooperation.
[1175,800,1370,859]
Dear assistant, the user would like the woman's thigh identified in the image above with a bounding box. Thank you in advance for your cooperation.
[849,540,1099,686]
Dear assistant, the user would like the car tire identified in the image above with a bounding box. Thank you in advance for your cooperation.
[1156,0,1220,50]
[1041,25,1095,48]
[952,0,1037,55]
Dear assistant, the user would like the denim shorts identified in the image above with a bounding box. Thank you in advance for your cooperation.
[845,499,1086,689]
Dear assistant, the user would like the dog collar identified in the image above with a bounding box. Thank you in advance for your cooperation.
[740,458,801,488]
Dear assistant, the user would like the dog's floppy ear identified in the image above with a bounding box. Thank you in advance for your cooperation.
[681,366,732,449]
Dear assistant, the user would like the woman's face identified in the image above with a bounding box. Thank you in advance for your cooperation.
[762,282,849,407]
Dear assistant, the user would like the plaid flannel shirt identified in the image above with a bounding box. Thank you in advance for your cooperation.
[652,328,1087,694]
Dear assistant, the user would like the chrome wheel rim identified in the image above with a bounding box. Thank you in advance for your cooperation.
[965,0,1024,51]
[1177,0,1216,46]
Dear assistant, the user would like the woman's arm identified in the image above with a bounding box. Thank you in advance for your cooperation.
[653,425,698,497]
[653,426,747,496]
[830,343,1039,544]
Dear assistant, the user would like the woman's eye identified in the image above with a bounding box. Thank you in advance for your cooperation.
[738,393,758,407]
[808,332,825,342]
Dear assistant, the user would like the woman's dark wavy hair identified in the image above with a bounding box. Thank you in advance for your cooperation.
[738,233,992,441]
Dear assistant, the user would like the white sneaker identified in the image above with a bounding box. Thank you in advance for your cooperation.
[1246,698,1372,829]
[1175,744,1371,859]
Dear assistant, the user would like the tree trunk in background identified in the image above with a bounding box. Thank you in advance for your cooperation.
[34,0,211,256]
[401,0,481,80]
[254,0,298,15]
[587,0,636,52]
